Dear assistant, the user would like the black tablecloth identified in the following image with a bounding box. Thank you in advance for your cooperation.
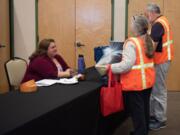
[0,67,127,135]
[0,77,102,135]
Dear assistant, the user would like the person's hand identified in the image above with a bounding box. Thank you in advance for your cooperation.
[58,70,71,78]
[66,68,71,72]
[106,64,111,71]
[66,68,77,76]
[64,70,71,77]
[95,64,109,76]
[97,64,109,70]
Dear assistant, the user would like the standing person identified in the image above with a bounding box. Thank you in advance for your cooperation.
[145,3,174,130]
[21,38,74,83]
[97,15,155,135]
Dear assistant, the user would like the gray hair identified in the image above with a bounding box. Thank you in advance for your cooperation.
[132,15,154,58]
[147,3,161,14]
[132,15,149,36]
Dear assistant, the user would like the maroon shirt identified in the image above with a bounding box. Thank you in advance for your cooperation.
[21,54,69,83]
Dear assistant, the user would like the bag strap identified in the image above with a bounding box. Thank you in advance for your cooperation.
[107,65,113,88]
[107,65,120,87]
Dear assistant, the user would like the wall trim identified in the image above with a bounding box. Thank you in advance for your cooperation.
[9,0,38,58]
[35,0,39,47]
[9,0,14,58]
[111,0,115,40]
[125,0,128,39]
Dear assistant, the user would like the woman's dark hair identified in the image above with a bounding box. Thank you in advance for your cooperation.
[132,15,154,58]
[29,38,55,60]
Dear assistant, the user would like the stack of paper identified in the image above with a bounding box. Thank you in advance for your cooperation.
[36,76,79,87]
[58,77,78,84]
[36,79,58,86]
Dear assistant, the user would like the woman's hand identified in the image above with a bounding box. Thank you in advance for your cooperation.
[66,68,77,76]
[58,70,71,78]
[64,70,71,77]
[95,64,110,76]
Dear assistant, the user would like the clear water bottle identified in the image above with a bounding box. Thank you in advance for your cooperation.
[78,54,86,74]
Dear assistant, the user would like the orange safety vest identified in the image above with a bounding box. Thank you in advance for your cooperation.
[121,37,155,91]
[154,16,174,64]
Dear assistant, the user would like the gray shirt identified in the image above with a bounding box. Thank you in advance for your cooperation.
[111,41,136,74]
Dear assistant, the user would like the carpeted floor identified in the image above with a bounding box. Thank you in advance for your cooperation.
[113,92,180,135]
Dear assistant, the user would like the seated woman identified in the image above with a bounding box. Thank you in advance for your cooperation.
[21,38,73,83]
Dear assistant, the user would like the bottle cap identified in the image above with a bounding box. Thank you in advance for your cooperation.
[79,54,84,57]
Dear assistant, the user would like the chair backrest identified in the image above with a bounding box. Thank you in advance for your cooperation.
[4,57,27,90]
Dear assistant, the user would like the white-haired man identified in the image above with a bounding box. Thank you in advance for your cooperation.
[145,3,174,130]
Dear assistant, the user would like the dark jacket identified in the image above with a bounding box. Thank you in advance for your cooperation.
[21,54,69,83]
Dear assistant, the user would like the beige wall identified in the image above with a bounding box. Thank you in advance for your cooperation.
[0,0,10,93]
[113,0,126,41]
[164,0,180,90]
[14,0,36,61]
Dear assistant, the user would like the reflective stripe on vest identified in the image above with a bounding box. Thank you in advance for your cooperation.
[131,38,154,89]
[157,18,173,61]
[132,63,154,69]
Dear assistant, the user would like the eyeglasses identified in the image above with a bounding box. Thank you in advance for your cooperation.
[133,16,135,20]
[133,14,145,20]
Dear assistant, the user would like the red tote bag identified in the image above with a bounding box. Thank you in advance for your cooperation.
[100,68,124,117]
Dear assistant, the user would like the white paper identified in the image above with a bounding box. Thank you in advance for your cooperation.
[36,79,58,86]
[36,77,79,86]
[58,77,78,84]
[73,74,83,79]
